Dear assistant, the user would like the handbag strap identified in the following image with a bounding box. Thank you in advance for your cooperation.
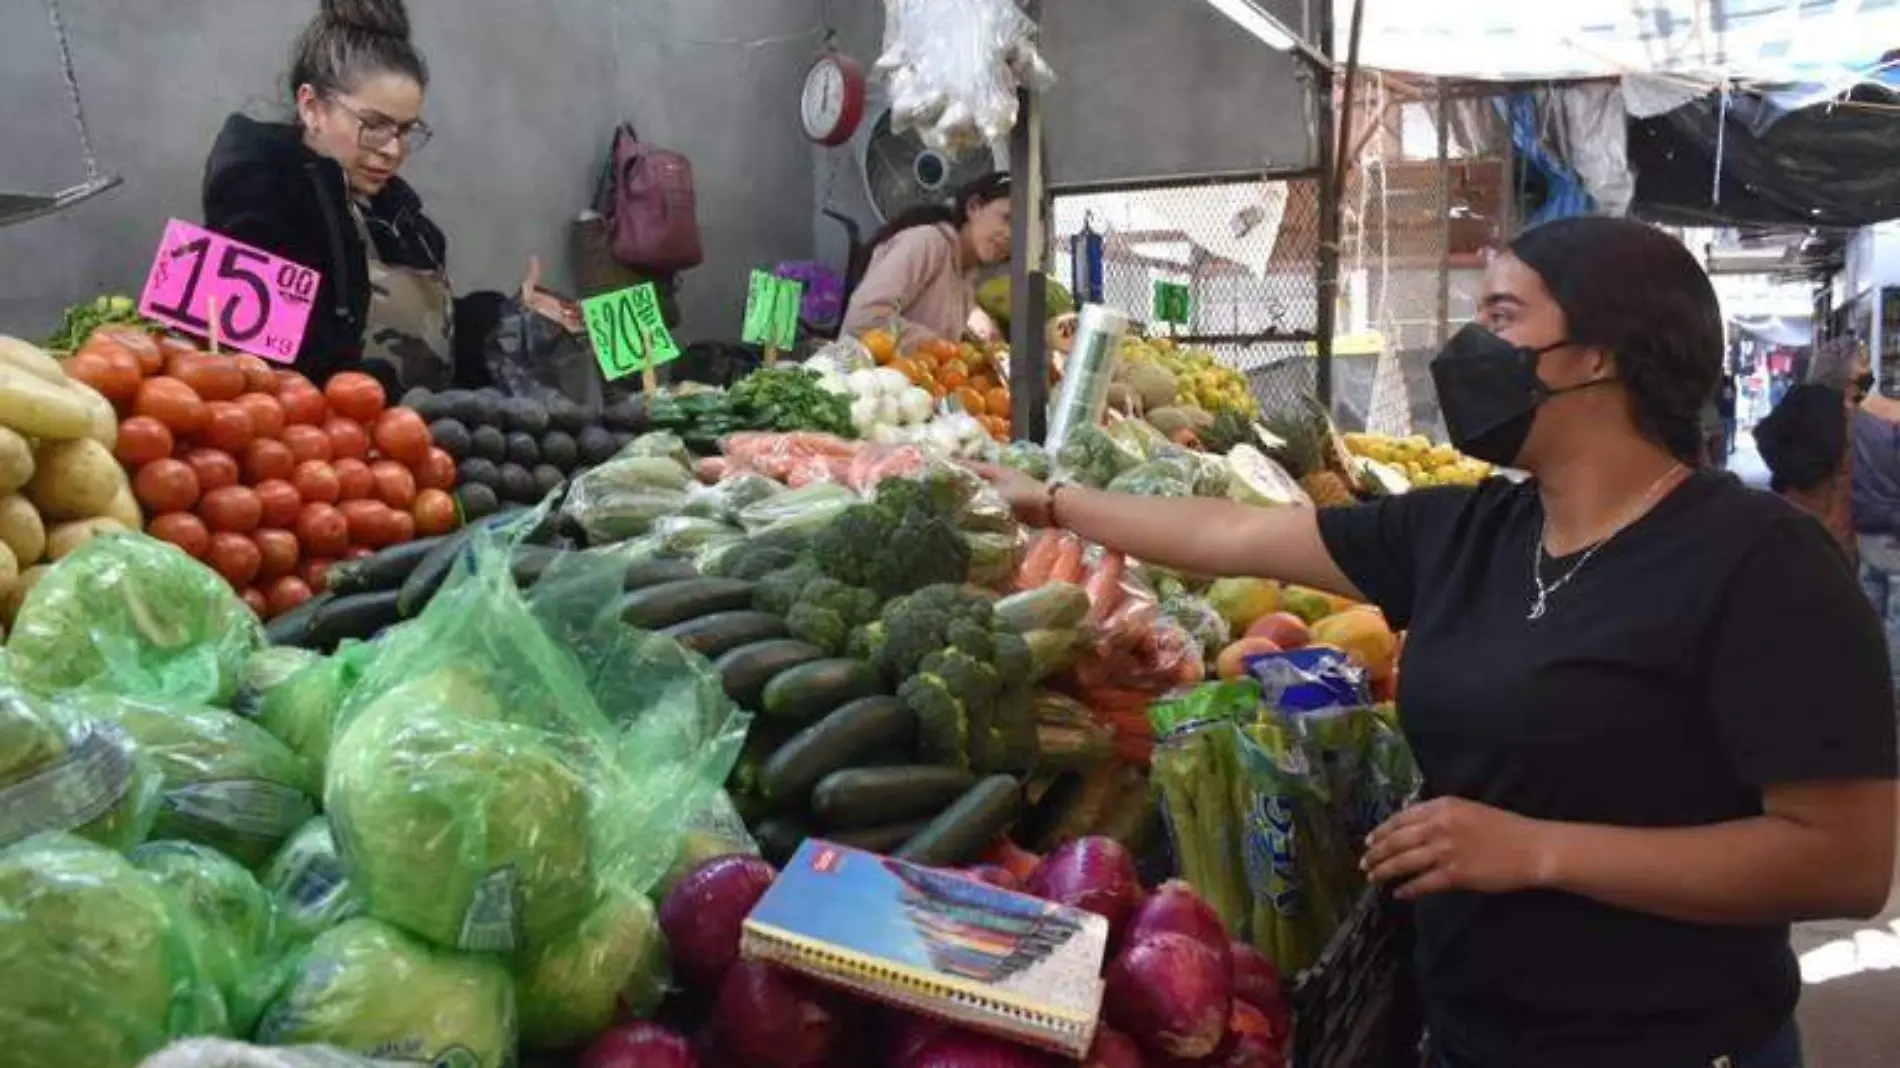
[590,124,641,216]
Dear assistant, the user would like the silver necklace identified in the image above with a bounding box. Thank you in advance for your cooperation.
[1528,465,1685,621]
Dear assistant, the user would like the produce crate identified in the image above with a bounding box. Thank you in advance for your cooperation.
[1289,887,1424,1068]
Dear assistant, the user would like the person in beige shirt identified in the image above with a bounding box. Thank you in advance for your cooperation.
[841,172,1012,344]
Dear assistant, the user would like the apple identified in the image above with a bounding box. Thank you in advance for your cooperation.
[1246,612,1311,650]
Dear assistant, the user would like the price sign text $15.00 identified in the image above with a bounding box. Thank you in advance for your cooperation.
[139,219,321,363]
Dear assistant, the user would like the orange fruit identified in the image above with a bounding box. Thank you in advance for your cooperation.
[969,373,996,394]
[954,387,988,416]
[939,367,969,391]
[861,330,898,364]
[940,358,969,381]
[888,357,920,384]
[986,388,1011,415]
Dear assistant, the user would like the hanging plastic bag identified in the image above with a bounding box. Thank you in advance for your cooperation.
[878,0,1056,156]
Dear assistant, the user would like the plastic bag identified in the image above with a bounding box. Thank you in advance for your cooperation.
[997,440,1052,480]
[137,1039,385,1068]
[0,682,162,853]
[1151,681,1258,939]
[230,648,323,720]
[1160,595,1231,660]
[736,480,859,536]
[1031,691,1115,771]
[512,885,670,1050]
[254,642,375,779]
[0,833,226,1068]
[719,430,861,482]
[1233,714,1350,975]
[878,0,1056,156]
[8,534,264,706]
[483,295,611,411]
[1107,455,1199,498]
[1053,423,1144,488]
[261,818,359,946]
[615,431,692,469]
[130,841,284,1033]
[680,472,784,522]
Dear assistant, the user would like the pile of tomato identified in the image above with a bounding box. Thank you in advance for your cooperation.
[69,333,457,619]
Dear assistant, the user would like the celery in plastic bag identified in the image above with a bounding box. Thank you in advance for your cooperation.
[1234,714,1350,975]
[1150,681,1258,939]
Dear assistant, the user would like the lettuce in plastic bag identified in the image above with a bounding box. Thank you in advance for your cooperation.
[8,534,264,705]
[131,840,284,1033]
[0,684,161,853]
[513,886,669,1050]
[254,643,374,778]
[260,818,358,946]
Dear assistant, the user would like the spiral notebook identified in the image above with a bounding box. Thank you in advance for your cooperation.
[740,839,1108,1058]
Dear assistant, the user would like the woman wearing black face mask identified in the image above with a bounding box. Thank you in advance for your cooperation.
[974,217,1895,1068]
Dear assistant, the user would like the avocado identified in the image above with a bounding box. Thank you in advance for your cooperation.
[497,462,537,504]
[504,431,541,467]
[401,386,434,412]
[435,390,478,425]
[429,419,472,460]
[577,426,618,466]
[610,431,636,454]
[539,430,579,472]
[457,457,500,489]
[602,398,647,432]
[502,397,551,436]
[546,396,588,435]
[455,482,500,520]
[469,391,504,429]
[532,464,565,498]
[470,425,507,463]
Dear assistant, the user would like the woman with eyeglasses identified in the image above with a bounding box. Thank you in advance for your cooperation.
[203,0,564,391]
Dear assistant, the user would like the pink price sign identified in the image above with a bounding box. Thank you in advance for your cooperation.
[138,219,321,364]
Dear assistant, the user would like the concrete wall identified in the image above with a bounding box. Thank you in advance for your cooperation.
[0,0,824,342]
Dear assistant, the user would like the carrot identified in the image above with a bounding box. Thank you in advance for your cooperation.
[1017,530,1061,589]
[1048,533,1087,585]
[1083,551,1127,623]
[695,457,731,484]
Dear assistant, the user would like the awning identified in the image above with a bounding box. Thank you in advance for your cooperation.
[1729,314,1812,348]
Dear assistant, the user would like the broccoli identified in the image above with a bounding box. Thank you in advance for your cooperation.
[874,585,995,682]
[708,538,804,582]
[946,618,994,663]
[847,621,885,663]
[809,478,973,598]
[900,671,969,770]
[975,688,1040,775]
[755,561,824,617]
[924,648,1002,710]
[991,628,1034,682]
[786,603,850,655]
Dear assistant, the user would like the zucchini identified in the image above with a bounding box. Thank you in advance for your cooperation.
[827,819,933,855]
[760,659,884,725]
[812,766,976,830]
[715,639,827,710]
[325,536,447,595]
[263,590,335,648]
[396,527,472,617]
[618,578,756,630]
[623,557,700,590]
[508,544,568,586]
[662,611,789,658]
[760,697,914,806]
[895,775,1025,868]
[754,816,813,868]
[304,590,403,650]
[994,583,1092,633]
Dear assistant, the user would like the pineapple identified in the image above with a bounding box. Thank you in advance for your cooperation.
[1263,397,1362,507]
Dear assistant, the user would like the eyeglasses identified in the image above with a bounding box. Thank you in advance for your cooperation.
[330,97,433,154]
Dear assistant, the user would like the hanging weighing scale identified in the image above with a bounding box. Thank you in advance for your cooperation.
[799,45,868,148]
[0,0,122,228]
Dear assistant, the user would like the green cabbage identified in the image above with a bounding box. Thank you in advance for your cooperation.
[255,918,515,1068]
[325,671,594,954]
[0,686,161,852]
[230,647,322,720]
[0,834,224,1068]
[130,840,284,1033]
[90,696,319,869]
[513,886,670,1050]
[254,642,375,776]
[261,818,358,946]
[7,533,263,705]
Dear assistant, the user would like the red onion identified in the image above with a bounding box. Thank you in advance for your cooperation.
[963,864,1023,892]
[1213,1001,1289,1068]
[907,1027,1063,1067]
[708,961,841,1068]
[1105,932,1232,1060]
[1227,942,1287,1019]
[885,1010,951,1065]
[1083,1026,1145,1068]
[658,854,777,991]
[1123,881,1232,970]
[1025,837,1144,939]
[580,1022,700,1068]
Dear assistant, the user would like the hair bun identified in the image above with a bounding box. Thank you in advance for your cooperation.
[320,0,411,41]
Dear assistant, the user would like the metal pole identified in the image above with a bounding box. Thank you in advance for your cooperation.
[1314,0,1362,408]
[1009,0,1049,443]
[1435,81,1453,347]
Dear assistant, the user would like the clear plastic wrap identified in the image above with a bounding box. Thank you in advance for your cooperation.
[735,480,859,536]
[254,642,375,779]
[512,885,669,1050]
[719,430,860,483]
[878,0,1055,156]
[138,1039,384,1068]
[1150,681,1258,939]
[0,833,226,1068]
[997,439,1052,480]
[562,452,694,543]
[130,840,285,1034]
[261,818,359,946]
[78,695,320,870]
[230,649,323,721]
[0,682,161,853]
[255,918,515,1068]
[8,533,264,706]
[679,472,785,523]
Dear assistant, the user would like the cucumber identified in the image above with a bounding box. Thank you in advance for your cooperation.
[396,528,474,617]
[828,819,934,855]
[304,590,404,650]
[761,659,884,725]
[895,776,1025,867]
[1014,769,1086,852]
[325,537,447,595]
[715,639,827,711]
[812,766,976,830]
[623,557,700,590]
[754,816,813,868]
[263,590,335,648]
[994,583,1092,633]
[662,611,789,658]
[508,544,569,586]
[760,697,914,806]
[618,578,756,630]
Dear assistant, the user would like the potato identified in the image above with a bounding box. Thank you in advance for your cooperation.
[0,428,32,496]
[102,481,141,531]
[0,335,70,385]
[2,564,45,626]
[0,494,47,567]
[45,517,127,561]
[0,364,93,440]
[26,438,121,520]
[64,380,118,450]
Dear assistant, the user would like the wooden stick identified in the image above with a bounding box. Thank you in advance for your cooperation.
[763,343,779,367]
[207,295,221,354]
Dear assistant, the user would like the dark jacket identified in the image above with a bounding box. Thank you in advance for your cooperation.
[202,114,453,386]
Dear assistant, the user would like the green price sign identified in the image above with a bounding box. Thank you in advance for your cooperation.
[742,270,804,350]
[582,282,680,380]
[1153,281,1192,325]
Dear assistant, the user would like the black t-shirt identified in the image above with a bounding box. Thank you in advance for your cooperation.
[1318,470,1896,1068]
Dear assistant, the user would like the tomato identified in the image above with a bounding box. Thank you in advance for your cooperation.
[133,377,208,435]
[281,424,335,465]
[235,355,278,395]
[134,459,200,514]
[235,393,287,439]
[243,438,296,483]
[339,499,394,547]
[415,447,456,491]
[147,512,210,558]
[333,458,375,501]
[300,556,335,592]
[240,587,269,617]
[291,461,341,505]
[411,488,458,536]
[171,353,246,401]
[276,370,316,393]
[372,407,431,465]
[254,479,303,529]
[201,402,256,453]
[279,385,328,426]
[66,346,142,405]
[206,532,263,588]
[296,503,350,557]
[199,485,263,534]
[115,416,175,469]
[267,576,315,617]
[324,417,370,461]
[253,528,301,581]
[87,325,163,377]
[341,545,374,561]
[183,449,240,493]
[324,372,387,424]
[369,460,417,509]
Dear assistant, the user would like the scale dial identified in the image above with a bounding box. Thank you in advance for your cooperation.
[800,52,867,147]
